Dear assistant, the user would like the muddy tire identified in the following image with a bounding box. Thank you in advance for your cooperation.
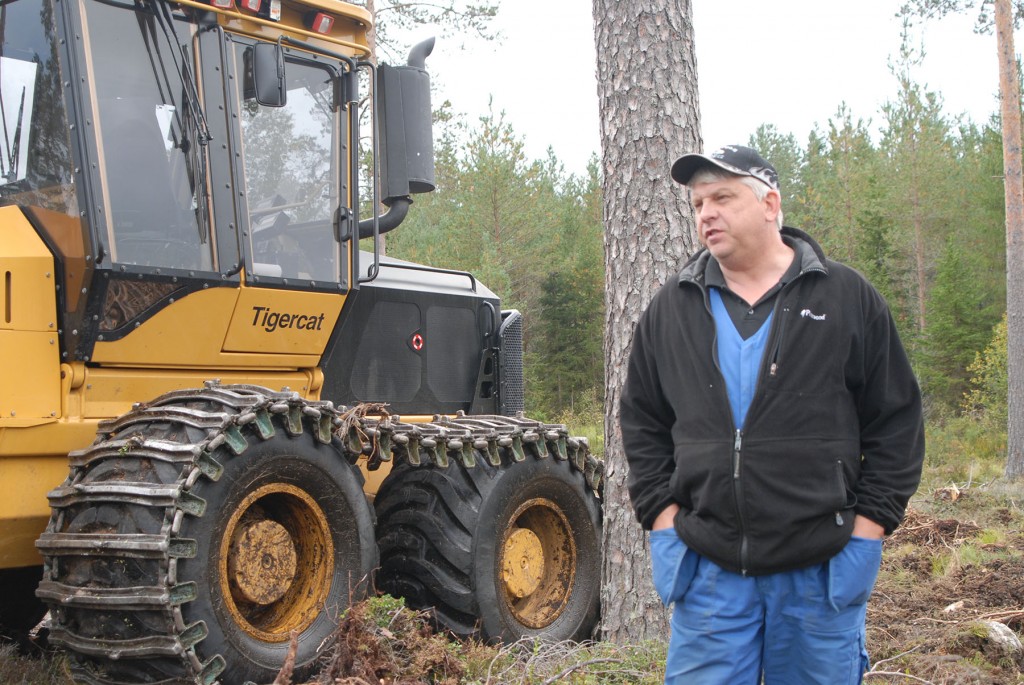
[375,451,601,642]
[36,385,377,685]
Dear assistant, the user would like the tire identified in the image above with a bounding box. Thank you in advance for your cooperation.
[375,451,601,643]
[36,385,377,685]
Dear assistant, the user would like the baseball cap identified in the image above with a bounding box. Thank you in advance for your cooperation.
[671,144,780,191]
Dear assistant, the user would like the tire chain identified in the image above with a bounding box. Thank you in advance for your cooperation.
[35,381,603,685]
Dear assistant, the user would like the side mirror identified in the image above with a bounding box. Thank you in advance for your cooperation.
[248,43,287,107]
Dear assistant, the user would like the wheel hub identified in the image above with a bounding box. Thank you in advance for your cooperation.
[218,483,334,642]
[501,528,545,599]
[228,519,298,605]
[498,497,576,629]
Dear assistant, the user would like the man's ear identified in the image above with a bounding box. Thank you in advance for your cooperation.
[764,190,781,222]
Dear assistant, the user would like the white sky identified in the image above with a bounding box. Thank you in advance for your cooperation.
[421,1,1010,177]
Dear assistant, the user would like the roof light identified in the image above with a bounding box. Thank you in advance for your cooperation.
[304,10,334,34]
[258,0,282,21]
[209,0,235,9]
[239,0,259,11]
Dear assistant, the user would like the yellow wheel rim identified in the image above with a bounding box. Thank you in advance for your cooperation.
[218,483,334,642]
[498,497,576,629]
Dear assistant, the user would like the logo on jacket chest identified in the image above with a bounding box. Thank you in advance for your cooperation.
[799,308,827,321]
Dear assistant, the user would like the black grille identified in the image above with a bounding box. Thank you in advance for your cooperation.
[499,310,524,416]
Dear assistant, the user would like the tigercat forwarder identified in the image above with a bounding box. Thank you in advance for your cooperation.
[0,0,603,681]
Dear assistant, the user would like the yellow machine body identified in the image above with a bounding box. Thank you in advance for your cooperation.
[0,0,381,570]
[0,204,351,568]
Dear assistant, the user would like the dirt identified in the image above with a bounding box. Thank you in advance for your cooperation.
[866,496,1024,684]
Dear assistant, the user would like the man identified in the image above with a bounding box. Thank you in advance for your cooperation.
[619,144,925,684]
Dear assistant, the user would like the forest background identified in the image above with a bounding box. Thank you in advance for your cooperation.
[382,39,1011,472]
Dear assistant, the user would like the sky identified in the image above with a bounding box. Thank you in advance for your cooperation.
[420,1,1012,177]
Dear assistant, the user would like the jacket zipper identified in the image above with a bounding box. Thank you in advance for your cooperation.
[732,429,750,574]
[767,304,791,377]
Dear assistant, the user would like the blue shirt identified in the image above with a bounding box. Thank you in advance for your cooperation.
[709,288,772,429]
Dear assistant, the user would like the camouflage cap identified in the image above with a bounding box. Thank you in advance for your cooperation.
[671,144,780,191]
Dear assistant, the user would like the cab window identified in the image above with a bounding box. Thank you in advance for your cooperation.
[234,45,342,286]
[0,0,77,217]
[80,0,214,272]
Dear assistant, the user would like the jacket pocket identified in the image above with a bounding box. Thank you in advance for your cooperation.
[827,535,883,611]
[650,528,698,606]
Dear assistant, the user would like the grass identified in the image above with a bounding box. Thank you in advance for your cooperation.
[0,644,70,685]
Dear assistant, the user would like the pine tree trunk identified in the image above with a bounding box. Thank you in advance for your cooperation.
[914,207,927,333]
[592,0,702,642]
[995,0,1024,479]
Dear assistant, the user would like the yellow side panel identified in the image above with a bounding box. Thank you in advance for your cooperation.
[0,331,61,420]
[0,455,70,567]
[224,287,344,355]
[91,287,343,368]
[0,208,62,420]
[78,367,320,419]
[92,287,239,366]
[0,206,58,332]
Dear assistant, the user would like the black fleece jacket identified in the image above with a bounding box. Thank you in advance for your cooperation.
[620,228,924,576]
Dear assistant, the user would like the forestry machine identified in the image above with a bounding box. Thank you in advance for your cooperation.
[0,0,603,681]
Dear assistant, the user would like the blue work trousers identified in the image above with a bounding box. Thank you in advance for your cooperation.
[650,528,882,685]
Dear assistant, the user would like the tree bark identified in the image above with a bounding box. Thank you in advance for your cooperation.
[592,0,702,642]
[995,0,1024,478]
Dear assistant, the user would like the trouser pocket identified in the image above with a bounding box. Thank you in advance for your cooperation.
[650,528,698,606]
[827,535,883,611]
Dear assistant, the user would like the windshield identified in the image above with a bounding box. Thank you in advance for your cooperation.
[234,44,342,284]
[0,0,77,216]
[80,0,212,271]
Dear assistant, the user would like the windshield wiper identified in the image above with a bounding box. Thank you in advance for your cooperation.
[149,0,212,242]
[0,80,27,182]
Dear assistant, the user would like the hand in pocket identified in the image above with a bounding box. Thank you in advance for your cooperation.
[827,536,883,611]
[650,528,698,606]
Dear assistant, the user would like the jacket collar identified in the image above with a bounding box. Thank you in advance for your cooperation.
[677,226,828,287]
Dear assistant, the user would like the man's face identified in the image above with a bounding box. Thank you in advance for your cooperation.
[689,176,777,267]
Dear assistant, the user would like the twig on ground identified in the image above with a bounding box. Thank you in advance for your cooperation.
[870,645,922,671]
[863,671,935,684]
[975,608,1024,621]
[539,657,623,685]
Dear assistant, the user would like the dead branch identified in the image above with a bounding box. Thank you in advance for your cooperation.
[870,645,922,671]
[273,630,298,685]
[539,657,623,685]
[863,671,936,684]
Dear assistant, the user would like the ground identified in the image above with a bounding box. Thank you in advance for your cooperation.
[865,484,1024,684]
[4,482,1024,684]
